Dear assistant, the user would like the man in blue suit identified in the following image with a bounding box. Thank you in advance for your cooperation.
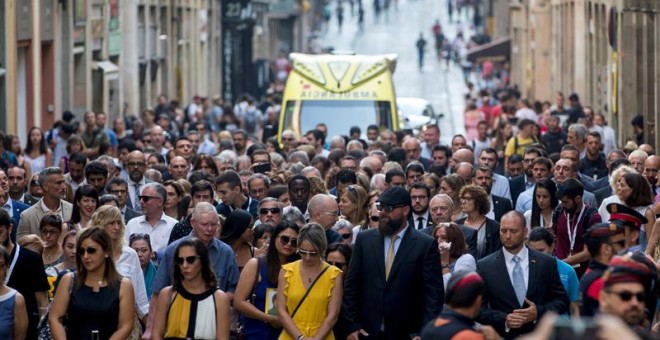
[0,185,29,242]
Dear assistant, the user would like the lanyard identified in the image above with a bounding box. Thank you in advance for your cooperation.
[566,204,586,255]
[4,245,20,285]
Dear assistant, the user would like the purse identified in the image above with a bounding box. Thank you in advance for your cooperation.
[37,273,76,340]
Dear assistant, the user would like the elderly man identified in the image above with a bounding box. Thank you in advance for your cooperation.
[168,180,215,244]
[628,149,648,175]
[359,156,383,174]
[455,162,474,183]
[124,182,178,255]
[644,155,660,196]
[449,148,473,173]
[403,137,431,169]
[150,125,169,158]
[247,173,270,201]
[258,197,283,227]
[167,156,189,181]
[17,167,72,239]
[567,123,588,158]
[428,193,477,256]
[308,194,343,244]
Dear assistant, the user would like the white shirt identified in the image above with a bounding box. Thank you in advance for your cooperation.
[491,173,512,201]
[124,212,178,254]
[412,212,429,230]
[3,199,12,219]
[442,253,477,291]
[116,246,149,317]
[598,195,621,223]
[503,246,529,291]
[40,199,64,219]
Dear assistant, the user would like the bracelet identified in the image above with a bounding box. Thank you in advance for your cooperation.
[296,335,304,340]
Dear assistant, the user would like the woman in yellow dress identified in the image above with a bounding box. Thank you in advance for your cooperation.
[277,223,343,340]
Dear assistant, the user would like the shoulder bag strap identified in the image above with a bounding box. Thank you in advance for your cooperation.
[249,257,262,304]
[4,245,20,285]
[290,264,331,319]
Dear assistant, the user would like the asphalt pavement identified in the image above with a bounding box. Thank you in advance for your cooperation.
[318,0,469,142]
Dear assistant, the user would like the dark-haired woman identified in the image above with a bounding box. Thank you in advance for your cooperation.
[220,209,256,272]
[24,127,53,175]
[235,222,300,340]
[129,233,157,300]
[524,178,558,231]
[454,185,501,260]
[66,184,99,231]
[152,238,231,340]
[163,180,185,220]
[193,154,220,178]
[433,222,476,290]
[0,245,29,340]
[40,214,64,269]
[49,227,136,339]
[617,173,655,251]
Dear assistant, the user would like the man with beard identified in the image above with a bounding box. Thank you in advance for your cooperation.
[551,178,601,277]
[232,129,249,157]
[84,160,109,195]
[343,187,444,340]
[643,155,660,196]
[257,197,283,227]
[1,209,49,339]
[477,211,568,338]
[126,150,152,212]
[472,165,512,222]
[477,148,511,201]
[421,271,499,340]
[579,222,627,317]
[580,131,608,180]
[408,182,433,231]
[63,152,87,192]
[288,175,311,217]
[509,148,543,206]
[427,193,477,257]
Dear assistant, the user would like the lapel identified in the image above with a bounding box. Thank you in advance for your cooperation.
[527,248,539,298]
[388,227,415,284]
[371,231,387,282]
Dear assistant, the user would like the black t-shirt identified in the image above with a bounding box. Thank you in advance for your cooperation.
[7,245,50,338]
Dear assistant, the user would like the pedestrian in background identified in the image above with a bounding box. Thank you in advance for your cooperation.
[416,33,427,71]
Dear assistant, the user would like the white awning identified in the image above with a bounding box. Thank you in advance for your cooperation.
[93,60,119,74]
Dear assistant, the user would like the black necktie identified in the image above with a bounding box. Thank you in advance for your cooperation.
[417,217,424,230]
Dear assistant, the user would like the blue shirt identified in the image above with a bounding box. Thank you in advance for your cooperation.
[151,234,240,295]
[555,257,579,318]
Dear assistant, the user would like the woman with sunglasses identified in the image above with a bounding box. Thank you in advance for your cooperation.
[338,185,369,229]
[0,245,29,340]
[152,238,231,340]
[40,214,64,269]
[277,223,343,340]
[66,184,99,231]
[433,222,476,290]
[235,221,301,340]
[129,233,157,299]
[220,209,257,272]
[524,178,558,231]
[91,205,150,321]
[332,220,353,246]
[49,227,136,339]
[454,185,501,260]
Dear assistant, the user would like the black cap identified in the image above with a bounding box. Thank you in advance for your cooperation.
[61,124,76,134]
[377,187,411,207]
[584,222,623,239]
[606,203,648,230]
[62,110,75,122]
[569,93,579,101]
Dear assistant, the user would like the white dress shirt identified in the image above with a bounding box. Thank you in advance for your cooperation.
[124,212,178,255]
[116,246,150,317]
[491,173,512,201]
[412,212,429,230]
[502,246,529,291]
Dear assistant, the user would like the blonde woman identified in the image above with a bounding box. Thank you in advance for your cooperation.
[338,184,369,228]
[598,164,636,221]
[91,205,150,320]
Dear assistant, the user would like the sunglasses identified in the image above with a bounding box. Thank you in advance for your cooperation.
[139,195,160,202]
[175,256,200,265]
[376,203,406,213]
[607,290,646,302]
[370,215,380,222]
[77,247,98,256]
[297,249,318,256]
[279,235,298,247]
[340,233,351,240]
[328,261,346,268]
[260,207,282,215]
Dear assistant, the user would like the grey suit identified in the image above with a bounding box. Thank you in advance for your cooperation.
[17,199,73,239]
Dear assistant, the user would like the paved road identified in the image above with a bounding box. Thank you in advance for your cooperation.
[319,0,469,142]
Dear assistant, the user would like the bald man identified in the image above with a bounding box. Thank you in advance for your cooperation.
[403,138,431,170]
[644,155,660,195]
[307,194,342,244]
[450,148,474,173]
[126,150,152,211]
[456,162,474,183]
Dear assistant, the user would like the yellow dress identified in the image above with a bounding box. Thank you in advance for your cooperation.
[279,260,342,340]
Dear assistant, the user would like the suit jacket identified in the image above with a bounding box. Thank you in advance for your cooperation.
[509,175,527,207]
[16,199,73,240]
[492,195,512,222]
[408,211,434,231]
[343,227,444,339]
[123,206,142,224]
[419,157,432,170]
[455,217,501,260]
[477,248,569,338]
[9,200,30,243]
[23,194,40,206]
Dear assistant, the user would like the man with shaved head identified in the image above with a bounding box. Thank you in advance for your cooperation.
[359,156,383,174]
[403,137,431,170]
[450,148,474,173]
[127,150,152,212]
[644,155,660,196]
[456,162,474,183]
[150,125,169,158]
[308,194,342,244]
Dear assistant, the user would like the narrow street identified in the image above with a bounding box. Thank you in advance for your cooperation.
[318,0,470,141]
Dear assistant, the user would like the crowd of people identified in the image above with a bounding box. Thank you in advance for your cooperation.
[0,85,659,340]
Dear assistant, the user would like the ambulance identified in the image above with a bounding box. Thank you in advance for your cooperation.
[278,53,399,142]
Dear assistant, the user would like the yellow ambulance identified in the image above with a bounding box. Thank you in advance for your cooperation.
[278,53,399,142]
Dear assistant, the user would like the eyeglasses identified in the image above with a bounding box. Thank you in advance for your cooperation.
[340,233,351,240]
[328,261,346,268]
[260,207,282,215]
[370,215,380,222]
[279,235,298,247]
[128,162,146,168]
[607,290,646,302]
[376,203,406,213]
[175,256,200,265]
[77,247,98,256]
[139,195,161,202]
[30,180,40,187]
[297,249,318,257]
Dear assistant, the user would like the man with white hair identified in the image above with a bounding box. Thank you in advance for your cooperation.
[370,173,387,192]
[567,123,588,159]
[301,166,322,178]
[281,130,297,154]
[330,135,346,151]
[628,149,648,175]
[124,182,178,255]
[360,156,383,174]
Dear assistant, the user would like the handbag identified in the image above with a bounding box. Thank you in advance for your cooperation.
[37,273,75,340]
[290,264,330,319]
[230,257,263,340]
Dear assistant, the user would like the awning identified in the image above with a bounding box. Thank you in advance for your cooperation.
[93,60,119,80]
[467,38,511,64]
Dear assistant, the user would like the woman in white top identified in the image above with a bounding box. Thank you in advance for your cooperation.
[434,222,476,291]
[65,185,98,232]
[91,205,150,319]
[524,178,558,232]
[616,173,655,251]
[23,127,53,175]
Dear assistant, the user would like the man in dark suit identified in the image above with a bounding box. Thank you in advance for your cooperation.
[343,187,444,340]
[106,177,143,224]
[408,182,434,231]
[425,193,477,257]
[509,148,543,206]
[0,186,29,243]
[473,165,512,222]
[215,170,260,219]
[477,211,568,338]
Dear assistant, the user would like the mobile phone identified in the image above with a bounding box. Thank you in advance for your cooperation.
[254,162,271,174]
[550,317,598,340]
